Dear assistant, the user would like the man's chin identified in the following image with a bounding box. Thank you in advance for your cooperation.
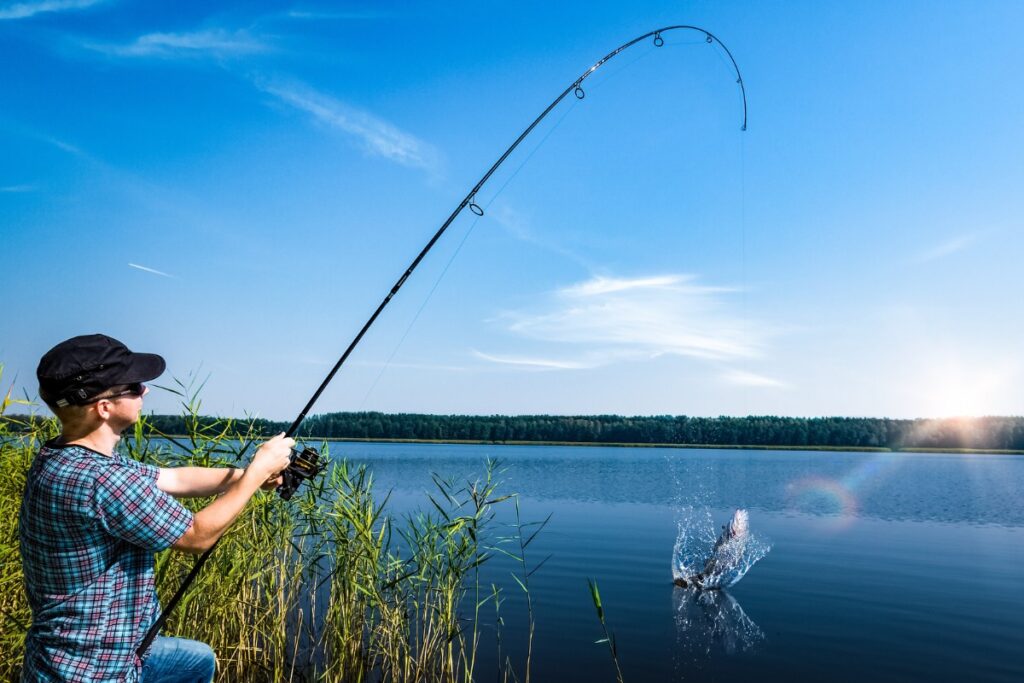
[113,415,141,435]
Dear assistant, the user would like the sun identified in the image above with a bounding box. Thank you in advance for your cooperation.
[915,360,1013,417]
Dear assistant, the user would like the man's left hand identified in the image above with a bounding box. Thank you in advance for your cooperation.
[261,475,284,491]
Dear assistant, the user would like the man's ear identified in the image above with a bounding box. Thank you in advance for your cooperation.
[94,400,113,421]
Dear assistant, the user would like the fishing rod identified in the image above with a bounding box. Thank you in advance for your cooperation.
[139,24,747,657]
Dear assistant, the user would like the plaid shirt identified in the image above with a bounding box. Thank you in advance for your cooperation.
[19,441,194,682]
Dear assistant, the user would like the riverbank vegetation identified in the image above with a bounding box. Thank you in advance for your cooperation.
[1,374,546,682]
[10,412,1018,452]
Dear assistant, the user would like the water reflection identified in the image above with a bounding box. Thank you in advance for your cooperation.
[672,587,764,662]
[348,444,1024,527]
[148,440,1024,526]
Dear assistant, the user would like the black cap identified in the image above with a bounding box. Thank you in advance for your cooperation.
[37,334,166,407]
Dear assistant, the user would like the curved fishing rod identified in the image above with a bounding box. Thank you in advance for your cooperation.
[283,24,746,441]
[139,24,747,657]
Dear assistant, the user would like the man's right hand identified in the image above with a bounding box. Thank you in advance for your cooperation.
[248,433,295,481]
[173,432,297,554]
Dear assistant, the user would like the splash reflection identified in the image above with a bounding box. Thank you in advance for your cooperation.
[672,587,765,662]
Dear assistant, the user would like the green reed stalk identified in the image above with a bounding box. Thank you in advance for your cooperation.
[587,578,625,683]
[483,493,549,683]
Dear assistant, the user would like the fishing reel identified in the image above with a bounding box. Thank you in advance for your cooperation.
[278,446,327,500]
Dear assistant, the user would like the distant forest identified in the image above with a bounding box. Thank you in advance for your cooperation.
[131,413,1023,451]
[7,412,1022,451]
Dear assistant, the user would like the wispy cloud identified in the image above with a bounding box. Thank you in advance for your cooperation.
[561,274,734,298]
[354,360,471,372]
[284,9,389,20]
[913,234,977,264]
[489,203,592,268]
[128,262,174,278]
[472,350,593,370]
[253,77,441,174]
[1,184,35,192]
[83,29,268,59]
[480,273,770,371]
[720,368,787,388]
[42,135,84,156]
[0,0,105,20]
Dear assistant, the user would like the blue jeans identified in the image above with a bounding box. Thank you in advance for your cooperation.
[141,636,216,682]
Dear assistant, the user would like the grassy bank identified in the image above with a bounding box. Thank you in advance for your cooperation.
[0,377,544,682]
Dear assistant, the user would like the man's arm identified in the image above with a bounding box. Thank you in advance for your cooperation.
[171,434,294,554]
[157,467,243,497]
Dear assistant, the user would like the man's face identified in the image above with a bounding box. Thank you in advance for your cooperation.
[91,383,148,431]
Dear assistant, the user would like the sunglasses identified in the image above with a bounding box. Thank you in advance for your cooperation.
[85,382,146,404]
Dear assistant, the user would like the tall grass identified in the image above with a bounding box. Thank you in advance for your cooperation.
[0,365,48,680]
[0,373,530,682]
[317,466,510,682]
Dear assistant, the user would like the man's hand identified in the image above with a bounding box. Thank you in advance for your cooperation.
[261,474,284,491]
[249,433,294,483]
[172,433,296,554]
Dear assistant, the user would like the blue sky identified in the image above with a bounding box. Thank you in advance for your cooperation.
[2,0,1022,420]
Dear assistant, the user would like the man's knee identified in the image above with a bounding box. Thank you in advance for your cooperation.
[195,641,216,680]
[143,636,216,682]
[183,639,216,681]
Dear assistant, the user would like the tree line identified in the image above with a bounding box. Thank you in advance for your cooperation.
[133,413,1023,451]
[6,412,1022,451]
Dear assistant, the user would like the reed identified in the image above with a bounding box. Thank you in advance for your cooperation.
[495,499,550,683]
[587,578,625,683]
[1,371,529,682]
[0,365,48,680]
[321,464,512,683]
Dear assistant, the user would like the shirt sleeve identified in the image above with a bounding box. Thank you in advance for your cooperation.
[91,463,194,551]
[118,454,161,481]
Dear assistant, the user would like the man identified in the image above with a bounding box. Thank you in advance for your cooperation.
[20,334,294,682]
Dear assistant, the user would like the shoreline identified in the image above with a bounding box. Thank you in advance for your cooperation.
[153,435,1024,455]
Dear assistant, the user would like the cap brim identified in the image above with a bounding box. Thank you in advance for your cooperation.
[120,352,166,384]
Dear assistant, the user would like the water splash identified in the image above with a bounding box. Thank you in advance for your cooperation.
[671,507,771,589]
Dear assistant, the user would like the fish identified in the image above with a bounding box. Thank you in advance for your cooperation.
[673,509,749,589]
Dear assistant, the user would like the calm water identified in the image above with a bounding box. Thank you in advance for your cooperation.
[332,443,1023,682]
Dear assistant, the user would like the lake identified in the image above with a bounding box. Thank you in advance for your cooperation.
[330,442,1023,682]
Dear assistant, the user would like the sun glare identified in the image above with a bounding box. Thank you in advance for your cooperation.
[914,360,1015,418]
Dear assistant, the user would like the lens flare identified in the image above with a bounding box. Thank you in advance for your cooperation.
[785,476,858,529]
[785,453,908,530]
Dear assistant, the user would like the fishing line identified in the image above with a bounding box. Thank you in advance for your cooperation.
[712,38,744,85]
[358,29,746,415]
[360,37,719,405]
[582,34,708,94]
[575,39,658,91]
[739,127,749,413]
[358,97,582,409]
[356,214,483,410]
[139,25,748,657]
